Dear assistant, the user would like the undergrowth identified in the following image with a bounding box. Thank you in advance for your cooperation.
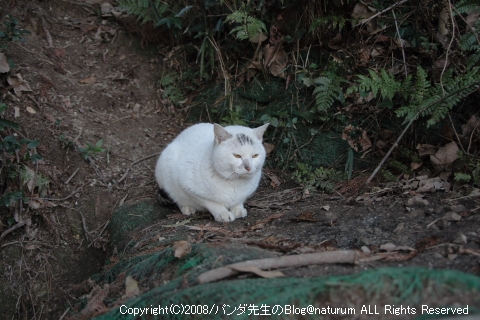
[119,0,480,188]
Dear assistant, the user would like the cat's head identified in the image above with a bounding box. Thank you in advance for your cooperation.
[211,123,269,179]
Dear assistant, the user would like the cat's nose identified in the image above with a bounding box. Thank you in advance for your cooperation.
[245,167,251,171]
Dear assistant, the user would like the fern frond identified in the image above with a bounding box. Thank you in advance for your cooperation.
[467,50,480,69]
[313,76,344,112]
[349,69,403,101]
[455,0,480,14]
[226,10,266,41]
[459,32,480,51]
[396,67,480,127]
[309,15,350,33]
[411,67,430,104]
[119,0,175,27]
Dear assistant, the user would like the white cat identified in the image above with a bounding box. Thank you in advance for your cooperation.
[155,123,269,222]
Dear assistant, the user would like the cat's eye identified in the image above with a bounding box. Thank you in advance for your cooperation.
[233,154,242,158]
[252,154,259,158]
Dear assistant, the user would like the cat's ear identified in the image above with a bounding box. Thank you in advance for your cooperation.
[213,124,232,145]
[253,123,269,141]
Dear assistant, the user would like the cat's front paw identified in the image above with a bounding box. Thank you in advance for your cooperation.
[180,206,196,215]
[212,210,236,222]
[232,206,247,219]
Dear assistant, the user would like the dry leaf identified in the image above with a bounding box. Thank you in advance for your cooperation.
[0,53,10,73]
[173,240,191,258]
[430,141,459,172]
[26,106,36,114]
[122,275,140,298]
[7,76,32,96]
[410,162,423,170]
[417,144,437,157]
[461,115,480,136]
[79,74,97,84]
[250,33,267,43]
[266,172,281,188]
[263,142,275,154]
[342,125,372,152]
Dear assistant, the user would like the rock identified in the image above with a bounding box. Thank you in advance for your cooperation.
[443,212,462,221]
[449,205,467,213]
[407,196,430,207]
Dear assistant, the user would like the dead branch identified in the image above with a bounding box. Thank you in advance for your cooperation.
[197,250,359,284]
[118,152,160,183]
[0,221,26,240]
[353,0,409,28]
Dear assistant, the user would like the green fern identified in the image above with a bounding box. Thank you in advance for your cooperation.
[225,9,266,41]
[313,74,346,112]
[455,0,480,14]
[309,15,350,33]
[459,32,480,51]
[119,0,181,28]
[467,50,480,69]
[347,69,409,102]
[293,163,345,192]
[454,172,472,183]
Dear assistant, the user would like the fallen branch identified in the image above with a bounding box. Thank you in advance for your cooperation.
[118,152,160,183]
[0,221,26,240]
[197,250,359,284]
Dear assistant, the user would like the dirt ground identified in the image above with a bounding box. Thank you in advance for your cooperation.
[0,1,479,319]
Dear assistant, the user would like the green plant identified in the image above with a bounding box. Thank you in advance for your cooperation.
[454,151,480,186]
[0,15,30,50]
[225,7,267,41]
[78,139,105,160]
[292,162,345,192]
[118,0,182,29]
[158,73,185,105]
[221,106,247,126]
[313,72,347,113]
[1,104,43,210]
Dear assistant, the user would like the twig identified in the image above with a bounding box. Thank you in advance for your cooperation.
[392,10,407,77]
[440,0,455,95]
[87,220,110,248]
[353,0,409,28]
[197,250,359,284]
[59,307,70,320]
[61,205,92,242]
[0,221,26,240]
[32,183,86,201]
[118,152,160,183]
[65,167,80,184]
[40,14,53,47]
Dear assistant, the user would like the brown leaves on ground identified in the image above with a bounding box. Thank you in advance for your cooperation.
[342,125,372,154]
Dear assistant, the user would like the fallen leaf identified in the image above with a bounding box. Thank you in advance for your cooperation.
[263,142,275,154]
[416,177,443,193]
[26,106,36,114]
[173,240,191,258]
[7,76,32,96]
[79,74,97,84]
[123,275,140,298]
[417,143,437,157]
[430,141,459,172]
[0,53,10,73]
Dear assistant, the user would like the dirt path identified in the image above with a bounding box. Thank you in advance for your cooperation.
[0,1,184,318]
[0,1,479,319]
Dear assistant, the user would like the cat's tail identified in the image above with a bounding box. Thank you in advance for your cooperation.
[157,189,177,208]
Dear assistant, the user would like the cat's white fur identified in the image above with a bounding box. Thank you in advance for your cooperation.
[155,123,269,222]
